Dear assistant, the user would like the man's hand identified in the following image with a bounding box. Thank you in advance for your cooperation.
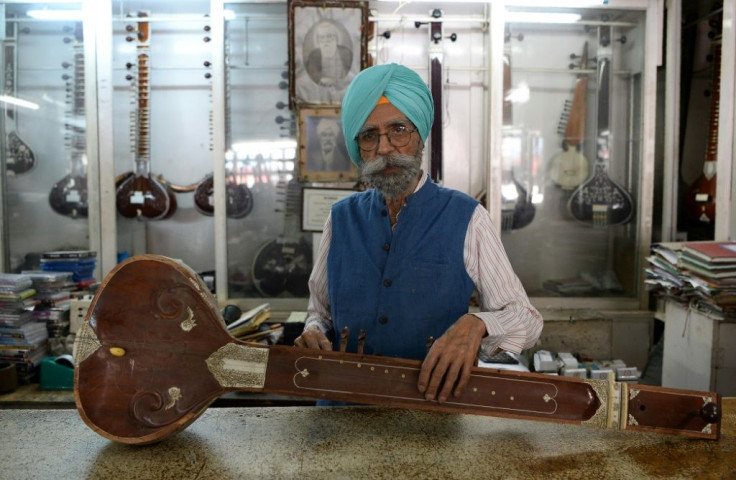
[294,328,333,350]
[417,314,486,403]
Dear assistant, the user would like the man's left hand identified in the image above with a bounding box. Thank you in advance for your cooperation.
[417,314,486,403]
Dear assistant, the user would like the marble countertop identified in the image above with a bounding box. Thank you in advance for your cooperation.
[1,399,734,479]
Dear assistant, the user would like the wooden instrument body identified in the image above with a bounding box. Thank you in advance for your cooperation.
[193,173,254,219]
[75,255,721,445]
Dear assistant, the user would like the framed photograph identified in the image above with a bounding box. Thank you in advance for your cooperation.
[302,186,356,232]
[297,105,359,182]
[288,0,369,108]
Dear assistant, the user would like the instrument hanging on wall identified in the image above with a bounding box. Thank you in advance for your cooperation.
[415,9,454,184]
[684,10,722,228]
[500,36,535,231]
[568,27,634,228]
[251,177,311,296]
[2,18,35,175]
[194,29,253,219]
[548,42,590,190]
[74,254,722,445]
[49,23,88,219]
[115,12,177,220]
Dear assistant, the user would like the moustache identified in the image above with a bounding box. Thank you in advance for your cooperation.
[361,154,418,176]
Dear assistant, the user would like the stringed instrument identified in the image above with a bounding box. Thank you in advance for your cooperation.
[49,23,88,219]
[548,42,590,190]
[568,27,634,227]
[251,177,311,296]
[74,254,722,445]
[194,30,253,220]
[2,17,35,175]
[684,11,722,228]
[500,38,535,231]
[115,12,177,220]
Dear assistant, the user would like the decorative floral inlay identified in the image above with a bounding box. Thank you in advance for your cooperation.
[180,307,197,332]
[164,387,182,410]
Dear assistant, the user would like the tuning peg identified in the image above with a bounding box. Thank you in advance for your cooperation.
[446,33,457,42]
[275,101,288,110]
[339,326,349,353]
[357,329,366,355]
[505,32,524,42]
[425,336,435,352]
[381,30,391,39]
[615,35,627,44]
[203,36,211,43]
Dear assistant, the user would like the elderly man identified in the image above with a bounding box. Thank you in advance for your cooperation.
[308,117,352,172]
[294,63,543,404]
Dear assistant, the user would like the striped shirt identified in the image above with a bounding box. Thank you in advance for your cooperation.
[305,174,543,357]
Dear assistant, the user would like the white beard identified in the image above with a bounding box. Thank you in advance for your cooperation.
[360,150,422,202]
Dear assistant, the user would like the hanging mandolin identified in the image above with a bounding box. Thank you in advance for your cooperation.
[49,23,88,219]
[548,42,590,190]
[74,254,722,445]
[568,27,634,228]
[115,12,177,220]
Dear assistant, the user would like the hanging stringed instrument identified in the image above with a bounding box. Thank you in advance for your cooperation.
[115,12,177,220]
[194,29,253,219]
[2,17,35,174]
[49,23,88,219]
[684,11,722,227]
[568,27,634,227]
[251,177,311,296]
[548,42,590,190]
[500,37,535,231]
[74,254,721,445]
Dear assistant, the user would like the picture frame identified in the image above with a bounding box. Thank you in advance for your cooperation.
[297,105,359,182]
[301,186,357,232]
[287,0,369,109]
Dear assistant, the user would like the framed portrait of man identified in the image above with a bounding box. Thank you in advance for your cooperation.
[297,106,359,182]
[287,0,369,108]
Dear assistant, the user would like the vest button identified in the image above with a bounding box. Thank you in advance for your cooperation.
[379,315,388,324]
[383,279,392,287]
[381,209,388,217]
[382,243,390,251]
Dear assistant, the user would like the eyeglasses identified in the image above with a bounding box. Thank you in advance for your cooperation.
[356,124,417,152]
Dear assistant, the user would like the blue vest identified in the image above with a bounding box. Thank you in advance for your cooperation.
[328,179,477,360]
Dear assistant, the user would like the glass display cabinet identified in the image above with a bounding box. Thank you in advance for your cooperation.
[494,4,655,309]
[0,2,91,272]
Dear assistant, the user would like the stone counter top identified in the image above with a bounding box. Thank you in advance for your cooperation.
[1,399,734,479]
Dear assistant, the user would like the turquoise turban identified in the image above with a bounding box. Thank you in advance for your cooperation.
[341,63,434,166]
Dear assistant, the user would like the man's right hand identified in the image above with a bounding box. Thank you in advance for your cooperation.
[294,328,333,350]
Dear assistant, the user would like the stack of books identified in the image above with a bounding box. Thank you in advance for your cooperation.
[40,250,97,290]
[0,274,48,384]
[646,241,736,316]
[22,271,75,356]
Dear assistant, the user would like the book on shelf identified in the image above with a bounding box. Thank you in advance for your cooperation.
[682,241,736,264]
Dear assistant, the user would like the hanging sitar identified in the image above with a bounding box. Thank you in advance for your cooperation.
[115,12,177,220]
[2,16,35,174]
[568,27,634,227]
[49,23,88,219]
[74,254,721,445]
[684,10,722,227]
[193,18,253,219]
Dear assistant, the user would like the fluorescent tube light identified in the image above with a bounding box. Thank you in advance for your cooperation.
[27,9,83,21]
[0,95,40,110]
[506,11,582,23]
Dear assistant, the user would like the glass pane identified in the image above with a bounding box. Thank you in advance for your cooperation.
[2,2,87,272]
[501,8,646,298]
[111,0,215,280]
[224,3,308,298]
